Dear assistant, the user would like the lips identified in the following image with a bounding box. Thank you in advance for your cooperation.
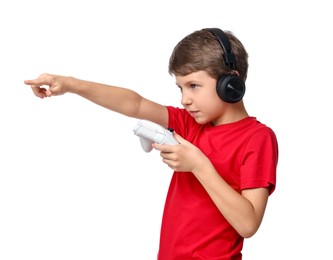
[188,110,199,117]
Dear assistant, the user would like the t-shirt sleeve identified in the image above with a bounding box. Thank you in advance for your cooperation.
[167,106,196,138]
[240,127,278,195]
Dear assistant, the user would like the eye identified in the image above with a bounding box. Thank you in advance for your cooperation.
[190,83,198,89]
[177,85,183,92]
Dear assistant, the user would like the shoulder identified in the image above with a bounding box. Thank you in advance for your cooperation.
[249,119,278,145]
[166,106,201,138]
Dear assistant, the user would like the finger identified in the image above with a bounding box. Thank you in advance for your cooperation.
[160,151,174,160]
[46,88,53,97]
[153,143,174,152]
[152,143,165,152]
[24,74,52,87]
[24,78,46,87]
[173,132,185,143]
[162,158,180,171]
[31,85,47,98]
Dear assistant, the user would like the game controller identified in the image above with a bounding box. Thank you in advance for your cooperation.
[133,120,179,152]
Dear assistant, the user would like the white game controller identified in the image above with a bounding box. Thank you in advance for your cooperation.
[133,119,179,152]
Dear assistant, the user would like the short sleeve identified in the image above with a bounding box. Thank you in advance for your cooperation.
[240,127,278,195]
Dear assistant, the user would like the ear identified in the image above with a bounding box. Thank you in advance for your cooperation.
[229,70,240,77]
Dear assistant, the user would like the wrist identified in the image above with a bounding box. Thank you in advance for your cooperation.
[66,76,83,94]
[192,156,213,178]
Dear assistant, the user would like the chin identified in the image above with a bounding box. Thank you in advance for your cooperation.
[194,117,210,125]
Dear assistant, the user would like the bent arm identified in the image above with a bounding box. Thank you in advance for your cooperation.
[154,135,269,238]
[193,158,269,238]
[24,73,168,127]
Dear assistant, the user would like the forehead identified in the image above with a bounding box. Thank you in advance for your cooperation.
[175,71,215,86]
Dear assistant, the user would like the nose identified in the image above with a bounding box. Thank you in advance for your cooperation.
[181,90,192,107]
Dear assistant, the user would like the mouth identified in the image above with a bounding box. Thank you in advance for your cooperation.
[188,110,199,118]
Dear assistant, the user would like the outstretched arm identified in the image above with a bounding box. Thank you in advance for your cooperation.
[24,73,168,127]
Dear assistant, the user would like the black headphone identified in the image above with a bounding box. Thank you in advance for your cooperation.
[206,28,246,103]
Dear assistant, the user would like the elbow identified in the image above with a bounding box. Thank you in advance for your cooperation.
[240,230,256,239]
[237,223,260,238]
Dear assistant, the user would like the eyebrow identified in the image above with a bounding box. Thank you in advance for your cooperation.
[177,80,201,88]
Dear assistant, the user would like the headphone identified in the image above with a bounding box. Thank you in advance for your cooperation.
[206,28,246,103]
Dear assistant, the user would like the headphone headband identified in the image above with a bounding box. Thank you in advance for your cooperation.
[206,28,236,69]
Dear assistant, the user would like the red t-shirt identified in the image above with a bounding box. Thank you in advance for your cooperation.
[157,106,278,260]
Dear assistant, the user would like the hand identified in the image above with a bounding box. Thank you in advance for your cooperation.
[24,73,70,98]
[152,132,209,172]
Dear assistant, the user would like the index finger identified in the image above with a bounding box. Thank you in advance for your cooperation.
[152,143,178,152]
[24,73,52,87]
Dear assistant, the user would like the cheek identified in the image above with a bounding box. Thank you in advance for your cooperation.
[204,91,222,106]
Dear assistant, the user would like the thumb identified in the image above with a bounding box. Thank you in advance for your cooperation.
[172,132,186,144]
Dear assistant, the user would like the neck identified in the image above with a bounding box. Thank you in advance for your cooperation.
[212,101,249,126]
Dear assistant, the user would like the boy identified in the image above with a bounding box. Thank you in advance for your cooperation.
[24,28,278,259]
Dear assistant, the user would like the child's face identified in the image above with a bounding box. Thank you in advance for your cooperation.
[175,70,225,125]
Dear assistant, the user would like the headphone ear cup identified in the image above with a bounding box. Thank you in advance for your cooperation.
[216,74,246,103]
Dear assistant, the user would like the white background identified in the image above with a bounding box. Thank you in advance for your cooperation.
[1,0,332,259]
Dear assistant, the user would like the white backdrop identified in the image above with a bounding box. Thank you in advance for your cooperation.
[1,0,332,259]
